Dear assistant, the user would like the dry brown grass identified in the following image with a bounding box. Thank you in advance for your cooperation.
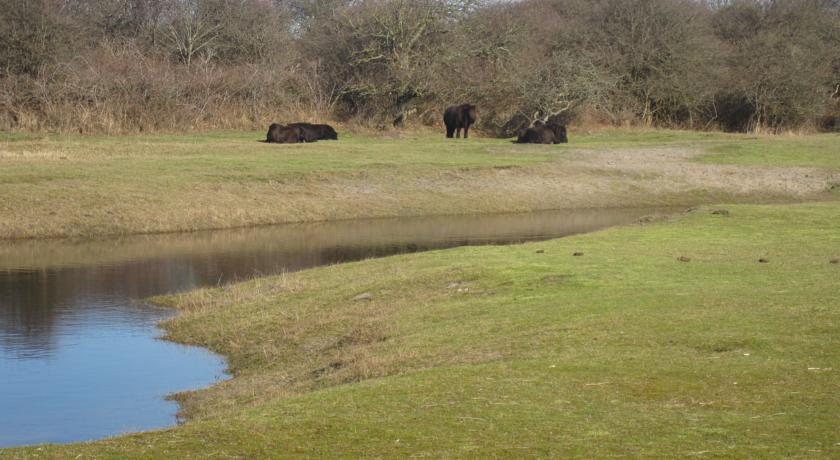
[566,147,839,197]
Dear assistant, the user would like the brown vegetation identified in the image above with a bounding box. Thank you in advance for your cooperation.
[1,0,840,134]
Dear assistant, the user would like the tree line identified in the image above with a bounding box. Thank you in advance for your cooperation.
[1,0,839,134]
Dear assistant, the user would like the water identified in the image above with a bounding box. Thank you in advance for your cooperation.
[0,207,675,447]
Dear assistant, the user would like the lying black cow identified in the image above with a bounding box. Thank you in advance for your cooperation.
[266,123,303,143]
[287,122,338,142]
[516,122,568,144]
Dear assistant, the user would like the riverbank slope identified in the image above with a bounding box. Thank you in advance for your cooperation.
[5,201,840,457]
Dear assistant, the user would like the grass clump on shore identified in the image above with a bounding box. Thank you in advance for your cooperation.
[5,201,840,458]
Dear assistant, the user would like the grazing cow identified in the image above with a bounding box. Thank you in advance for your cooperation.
[516,123,568,144]
[287,122,338,142]
[266,123,303,143]
[443,104,477,138]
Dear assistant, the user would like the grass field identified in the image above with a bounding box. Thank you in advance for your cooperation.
[3,129,840,457]
[5,201,839,458]
[697,135,840,169]
[2,128,838,239]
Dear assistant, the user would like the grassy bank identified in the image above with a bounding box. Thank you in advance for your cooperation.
[697,135,840,169]
[2,129,838,240]
[5,201,840,458]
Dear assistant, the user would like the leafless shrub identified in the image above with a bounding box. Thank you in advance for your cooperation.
[1,0,839,133]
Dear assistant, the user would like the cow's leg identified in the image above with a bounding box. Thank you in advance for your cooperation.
[463,124,470,139]
[456,127,461,138]
[446,126,454,138]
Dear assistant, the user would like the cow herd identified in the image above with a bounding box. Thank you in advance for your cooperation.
[266,104,568,144]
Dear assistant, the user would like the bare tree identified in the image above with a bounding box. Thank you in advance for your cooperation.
[166,1,219,66]
[3,0,840,132]
[300,0,452,119]
[0,0,75,77]
[511,51,613,125]
[199,0,295,64]
[713,0,837,131]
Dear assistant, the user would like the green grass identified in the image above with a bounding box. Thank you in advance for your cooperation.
[1,130,562,239]
[697,134,840,169]
[1,128,839,239]
[0,127,735,182]
[569,126,741,146]
[5,202,839,458]
[0,130,554,174]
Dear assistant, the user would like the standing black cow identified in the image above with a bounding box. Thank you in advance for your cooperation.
[516,122,568,144]
[287,122,338,142]
[443,104,477,139]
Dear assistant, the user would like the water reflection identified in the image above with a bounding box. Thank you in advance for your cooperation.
[0,207,675,447]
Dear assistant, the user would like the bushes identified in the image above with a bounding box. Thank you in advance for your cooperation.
[1,0,839,134]
[0,42,303,132]
[0,0,76,78]
[712,0,839,132]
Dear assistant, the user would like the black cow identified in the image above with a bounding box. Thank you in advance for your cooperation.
[287,122,338,142]
[266,123,303,143]
[516,123,568,144]
[443,104,477,138]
